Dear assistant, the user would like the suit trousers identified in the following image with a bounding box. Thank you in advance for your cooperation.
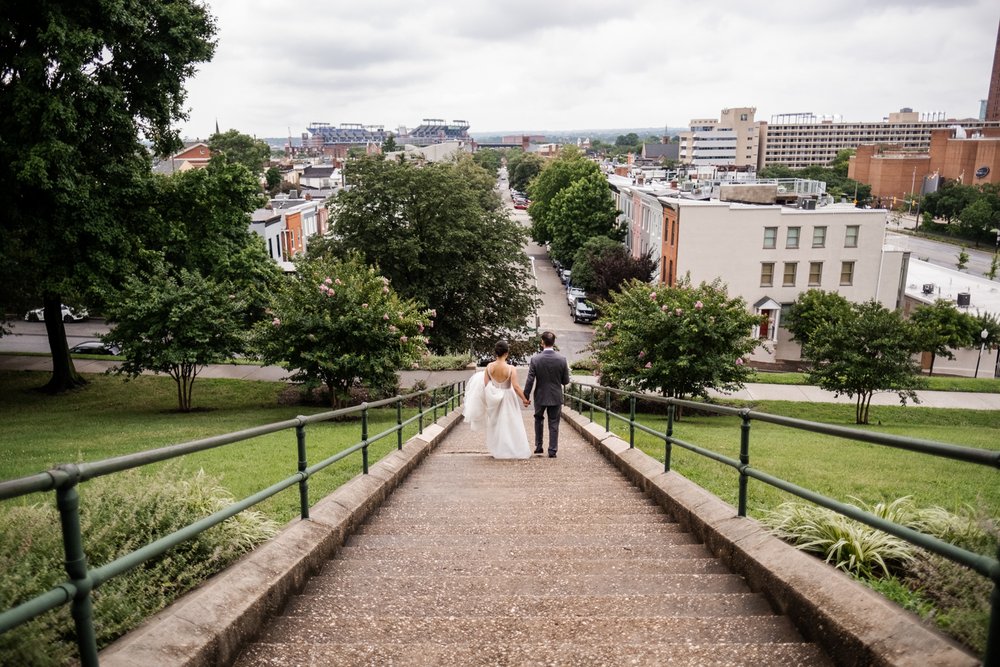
[533,403,561,454]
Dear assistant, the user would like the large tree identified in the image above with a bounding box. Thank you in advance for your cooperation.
[314,156,538,353]
[546,170,624,265]
[592,277,761,402]
[507,150,544,193]
[527,146,600,246]
[208,129,270,176]
[0,1,216,392]
[784,289,854,349]
[801,300,922,424]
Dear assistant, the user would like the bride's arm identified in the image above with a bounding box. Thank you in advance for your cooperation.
[510,368,528,403]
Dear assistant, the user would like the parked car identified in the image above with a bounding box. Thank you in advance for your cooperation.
[567,287,586,309]
[559,269,572,285]
[69,341,120,356]
[514,200,528,210]
[24,304,89,323]
[573,299,597,324]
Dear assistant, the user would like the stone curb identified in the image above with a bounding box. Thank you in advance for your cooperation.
[561,408,979,667]
[98,411,464,667]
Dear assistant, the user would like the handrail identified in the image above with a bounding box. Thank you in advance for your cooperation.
[566,381,999,666]
[0,379,466,666]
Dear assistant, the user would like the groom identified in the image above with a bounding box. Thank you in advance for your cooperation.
[523,331,571,458]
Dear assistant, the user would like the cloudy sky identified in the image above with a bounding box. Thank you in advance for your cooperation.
[177,0,1000,139]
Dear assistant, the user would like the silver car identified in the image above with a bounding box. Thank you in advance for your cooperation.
[24,304,89,323]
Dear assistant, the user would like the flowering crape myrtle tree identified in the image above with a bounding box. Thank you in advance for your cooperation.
[255,254,433,407]
[591,277,762,403]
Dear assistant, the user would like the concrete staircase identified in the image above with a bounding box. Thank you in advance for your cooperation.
[233,414,831,666]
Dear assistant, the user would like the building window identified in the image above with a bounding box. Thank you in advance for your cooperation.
[845,225,859,248]
[760,262,774,287]
[783,262,797,287]
[786,227,800,249]
[808,261,823,286]
[840,261,855,286]
[763,227,777,249]
[812,226,827,248]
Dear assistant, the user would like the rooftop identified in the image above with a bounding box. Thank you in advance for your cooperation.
[904,259,1000,318]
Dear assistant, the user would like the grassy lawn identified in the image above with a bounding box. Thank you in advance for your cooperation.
[0,371,448,523]
[749,371,1000,393]
[594,400,1000,519]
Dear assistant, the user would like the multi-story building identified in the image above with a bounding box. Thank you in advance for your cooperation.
[302,119,471,158]
[678,107,762,169]
[250,194,328,272]
[761,109,1000,168]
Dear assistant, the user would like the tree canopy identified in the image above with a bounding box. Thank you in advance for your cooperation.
[591,277,761,402]
[208,129,270,176]
[571,237,655,301]
[507,150,544,193]
[0,1,217,392]
[783,289,853,348]
[314,156,538,353]
[471,148,502,176]
[254,253,431,406]
[909,299,977,375]
[800,300,922,424]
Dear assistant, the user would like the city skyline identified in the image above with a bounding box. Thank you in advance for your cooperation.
[178,0,999,139]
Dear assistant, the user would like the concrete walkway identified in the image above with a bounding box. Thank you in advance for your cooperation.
[3,355,999,410]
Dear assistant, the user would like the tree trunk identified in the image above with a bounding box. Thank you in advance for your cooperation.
[928,353,936,376]
[40,293,87,394]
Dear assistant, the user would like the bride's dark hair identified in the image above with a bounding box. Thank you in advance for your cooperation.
[494,339,510,358]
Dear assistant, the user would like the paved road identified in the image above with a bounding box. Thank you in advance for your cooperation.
[886,214,999,276]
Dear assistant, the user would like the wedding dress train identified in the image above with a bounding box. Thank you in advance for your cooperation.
[463,369,531,459]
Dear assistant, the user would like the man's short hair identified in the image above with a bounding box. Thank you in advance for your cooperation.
[540,331,556,348]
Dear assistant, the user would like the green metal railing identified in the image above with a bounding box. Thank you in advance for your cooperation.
[567,381,1000,666]
[0,381,465,667]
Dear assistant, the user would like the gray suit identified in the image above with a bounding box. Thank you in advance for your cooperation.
[523,348,571,455]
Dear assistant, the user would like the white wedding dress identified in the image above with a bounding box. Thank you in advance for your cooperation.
[463,367,531,459]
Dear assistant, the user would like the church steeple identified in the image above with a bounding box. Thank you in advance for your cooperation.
[214,118,220,135]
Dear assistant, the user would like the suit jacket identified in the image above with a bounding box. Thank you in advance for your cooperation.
[524,348,570,406]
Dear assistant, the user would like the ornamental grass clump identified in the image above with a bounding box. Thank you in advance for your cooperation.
[0,467,278,667]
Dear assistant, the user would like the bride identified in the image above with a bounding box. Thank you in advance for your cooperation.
[463,339,531,459]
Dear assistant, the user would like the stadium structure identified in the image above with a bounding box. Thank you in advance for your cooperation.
[296,119,470,156]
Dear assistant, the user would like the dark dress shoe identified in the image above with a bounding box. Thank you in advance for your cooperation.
[534,447,543,454]
[548,452,557,458]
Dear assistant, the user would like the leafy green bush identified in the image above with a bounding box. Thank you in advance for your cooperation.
[570,356,598,372]
[414,355,473,371]
[0,467,278,666]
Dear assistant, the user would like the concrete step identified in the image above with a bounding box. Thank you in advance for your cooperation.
[324,556,730,577]
[279,592,779,619]
[354,519,684,535]
[234,640,833,667]
[369,503,664,518]
[305,572,751,596]
[334,543,715,561]
[256,614,807,646]
[343,532,702,549]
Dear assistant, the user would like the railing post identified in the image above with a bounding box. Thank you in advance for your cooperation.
[986,544,1000,667]
[396,398,403,450]
[432,389,438,421]
[604,389,610,432]
[665,403,674,472]
[296,418,310,520]
[738,410,751,517]
[55,468,98,667]
[418,393,424,433]
[361,404,369,474]
[629,394,636,448]
[589,385,594,421]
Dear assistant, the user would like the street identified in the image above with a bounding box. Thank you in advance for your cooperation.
[0,319,111,354]
[887,214,999,277]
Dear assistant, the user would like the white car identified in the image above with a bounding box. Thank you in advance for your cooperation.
[567,287,586,309]
[24,304,89,323]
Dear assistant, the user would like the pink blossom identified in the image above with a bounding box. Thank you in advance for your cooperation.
[383,313,390,320]
[382,286,389,294]
[604,322,613,330]
[319,284,328,293]
[644,362,652,369]
[418,324,424,333]
[388,325,398,332]
[334,278,342,286]
[328,290,335,297]
[694,300,704,310]
[661,304,669,312]
[382,277,390,285]
[271,318,281,327]
[428,320,434,328]
[675,308,683,316]
[400,335,409,343]
[430,309,437,317]
[649,292,657,300]
[638,351,645,359]
[362,303,369,309]
[323,278,332,285]
[735,358,745,366]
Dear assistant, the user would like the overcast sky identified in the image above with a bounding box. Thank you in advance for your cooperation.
[177,0,1000,139]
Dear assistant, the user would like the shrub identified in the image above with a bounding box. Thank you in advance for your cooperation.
[0,467,278,666]
[414,355,473,371]
[570,356,598,372]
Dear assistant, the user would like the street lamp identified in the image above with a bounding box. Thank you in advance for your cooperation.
[974,328,989,378]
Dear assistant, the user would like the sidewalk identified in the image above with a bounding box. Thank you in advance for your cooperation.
[2,355,998,410]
